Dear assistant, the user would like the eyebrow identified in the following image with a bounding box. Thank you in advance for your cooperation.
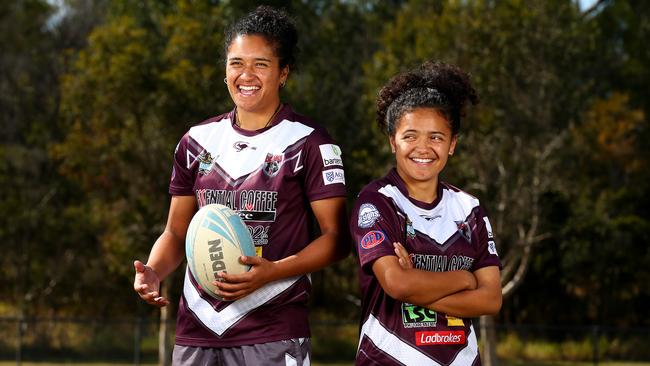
[228,56,273,62]
[402,129,447,135]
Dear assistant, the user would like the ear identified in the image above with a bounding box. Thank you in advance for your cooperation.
[449,135,458,155]
[389,136,396,153]
[280,65,290,84]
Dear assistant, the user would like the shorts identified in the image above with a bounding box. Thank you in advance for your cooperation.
[172,338,311,366]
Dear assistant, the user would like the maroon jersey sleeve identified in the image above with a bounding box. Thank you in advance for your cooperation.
[351,190,404,275]
[470,205,501,271]
[301,128,346,202]
[169,134,198,196]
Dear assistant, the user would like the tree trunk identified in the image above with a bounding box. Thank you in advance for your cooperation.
[480,315,498,366]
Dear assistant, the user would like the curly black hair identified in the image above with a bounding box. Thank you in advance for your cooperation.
[224,6,299,70]
[376,61,479,136]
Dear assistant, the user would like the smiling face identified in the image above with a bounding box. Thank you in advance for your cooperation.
[390,108,457,192]
[225,34,289,115]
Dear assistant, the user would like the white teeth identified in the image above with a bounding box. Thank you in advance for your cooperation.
[412,158,433,163]
[239,85,260,91]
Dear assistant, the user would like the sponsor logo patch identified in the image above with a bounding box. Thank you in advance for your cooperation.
[488,240,498,255]
[401,303,437,328]
[483,216,494,238]
[446,315,464,327]
[358,203,380,228]
[319,144,343,167]
[360,230,385,249]
[322,168,345,185]
[415,331,466,346]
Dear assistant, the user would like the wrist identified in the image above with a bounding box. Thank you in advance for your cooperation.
[145,264,161,279]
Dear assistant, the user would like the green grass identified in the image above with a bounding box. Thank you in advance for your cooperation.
[502,362,650,366]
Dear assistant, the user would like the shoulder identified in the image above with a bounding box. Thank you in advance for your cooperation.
[354,177,395,211]
[280,106,334,141]
[440,181,482,214]
[187,112,231,137]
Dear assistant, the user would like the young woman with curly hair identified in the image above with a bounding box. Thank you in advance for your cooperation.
[351,61,501,365]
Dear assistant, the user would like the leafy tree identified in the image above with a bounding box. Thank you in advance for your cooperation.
[560,93,649,325]
[0,0,109,318]
[53,0,229,317]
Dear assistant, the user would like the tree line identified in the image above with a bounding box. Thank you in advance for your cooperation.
[1,0,648,328]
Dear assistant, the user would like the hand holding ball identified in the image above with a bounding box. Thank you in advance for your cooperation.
[185,204,256,300]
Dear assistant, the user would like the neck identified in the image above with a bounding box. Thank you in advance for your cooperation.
[236,102,282,130]
[397,169,439,203]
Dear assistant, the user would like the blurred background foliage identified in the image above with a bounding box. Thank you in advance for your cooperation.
[1,0,648,330]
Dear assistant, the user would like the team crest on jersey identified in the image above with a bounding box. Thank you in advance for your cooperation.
[197,150,214,175]
[455,220,472,242]
[263,153,283,177]
[406,217,416,239]
[358,203,380,228]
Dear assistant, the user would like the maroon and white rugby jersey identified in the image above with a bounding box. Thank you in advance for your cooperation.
[351,169,500,366]
[169,104,346,347]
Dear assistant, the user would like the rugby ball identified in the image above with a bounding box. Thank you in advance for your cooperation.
[185,204,255,300]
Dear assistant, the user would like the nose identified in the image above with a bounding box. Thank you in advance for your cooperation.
[415,137,430,150]
[240,64,256,79]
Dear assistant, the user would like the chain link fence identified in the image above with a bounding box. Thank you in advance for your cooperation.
[1,316,649,365]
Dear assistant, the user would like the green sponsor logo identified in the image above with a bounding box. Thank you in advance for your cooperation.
[332,145,341,156]
[401,303,437,328]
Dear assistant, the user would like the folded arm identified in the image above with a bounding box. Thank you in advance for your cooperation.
[372,249,477,305]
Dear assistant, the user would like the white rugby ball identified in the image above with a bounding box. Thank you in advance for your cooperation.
[185,204,255,300]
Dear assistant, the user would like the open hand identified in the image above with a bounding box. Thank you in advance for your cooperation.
[133,260,169,307]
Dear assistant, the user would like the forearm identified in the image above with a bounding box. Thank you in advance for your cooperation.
[374,255,476,305]
[270,229,347,281]
[145,230,185,281]
[426,266,502,317]
[392,268,475,305]
[426,287,501,317]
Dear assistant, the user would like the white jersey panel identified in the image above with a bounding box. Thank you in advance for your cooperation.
[183,268,305,336]
[378,184,479,245]
[188,118,315,180]
[358,314,479,366]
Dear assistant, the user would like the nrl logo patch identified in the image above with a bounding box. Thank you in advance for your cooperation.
[263,153,283,177]
[197,150,214,175]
